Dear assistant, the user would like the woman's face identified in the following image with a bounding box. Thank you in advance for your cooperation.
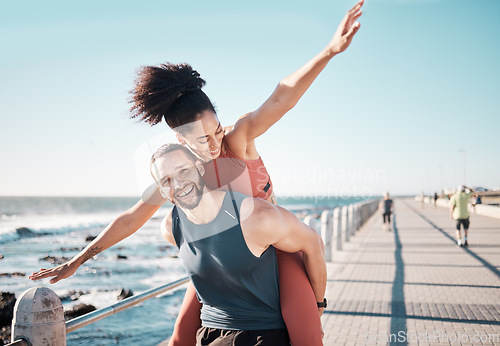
[177,111,224,162]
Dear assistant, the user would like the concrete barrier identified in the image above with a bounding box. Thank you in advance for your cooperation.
[304,199,379,262]
[341,205,349,243]
[11,287,66,346]
[320,210,333,262]
[333,207,342,251]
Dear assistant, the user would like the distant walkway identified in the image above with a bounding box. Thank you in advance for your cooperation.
[322,198,500,345]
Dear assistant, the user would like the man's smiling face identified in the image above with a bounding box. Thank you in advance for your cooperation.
[154,149,205,210]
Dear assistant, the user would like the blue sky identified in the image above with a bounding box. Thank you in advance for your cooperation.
[1,0,499,197]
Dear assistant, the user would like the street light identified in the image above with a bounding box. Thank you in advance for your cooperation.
[458,149,466,185]
[438,164,443,192]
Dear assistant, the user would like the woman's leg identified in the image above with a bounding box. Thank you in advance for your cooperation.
[169,282,202,346]
[277,251,323,346]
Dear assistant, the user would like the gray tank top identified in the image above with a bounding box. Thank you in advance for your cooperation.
[172,191,285,330]
[383,199,393,213]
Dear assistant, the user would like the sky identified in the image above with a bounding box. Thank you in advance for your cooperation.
[1,0,499,198]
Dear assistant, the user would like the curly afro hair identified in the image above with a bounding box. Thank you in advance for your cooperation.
[130,63,216,128]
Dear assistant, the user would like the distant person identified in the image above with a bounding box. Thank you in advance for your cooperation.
[433,192,438,207]
[420,192,425,209]
[379,192,394,231]
[155,144,327,345]
[472,194,482,213]
[450,185,474,247]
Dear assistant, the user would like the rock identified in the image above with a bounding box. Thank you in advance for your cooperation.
[59,247,83,252]
[0,273,25,278]
[0,326,11,345]
[64,303,96,321]
[15,227,49,238]
[85,235,97,242]
[159,245,174,252]
[59,290,89,302]
[117,288,133,300]
[15,227,36,238]
[116,254,127,260]
[0,292,16,328]
[40,255,71,265]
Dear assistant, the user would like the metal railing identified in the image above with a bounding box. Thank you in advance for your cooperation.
[6,338,29,346]
[66,276,189,333]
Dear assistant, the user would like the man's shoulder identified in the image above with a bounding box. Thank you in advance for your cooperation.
[240,197,277,223]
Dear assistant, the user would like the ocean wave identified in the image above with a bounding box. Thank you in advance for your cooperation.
[0,219,109,244]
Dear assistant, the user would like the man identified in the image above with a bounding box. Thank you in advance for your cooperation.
[379,192,393,231]
[450,185,474,247]
[151,143,327,345]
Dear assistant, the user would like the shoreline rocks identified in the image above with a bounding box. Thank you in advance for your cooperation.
[0,292,16,345]
[0,273,25,278]
[117,288,133,300]
[64,303,96,321]
[40,255,72,265]
[85,235,97,242]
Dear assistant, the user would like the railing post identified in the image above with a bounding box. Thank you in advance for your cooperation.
[12,287,66,346]
[303,214,318,233]
[355,204,361,231]
[341,205,349,243]
[333,207,342,251]
[348,204,355,237]
[320,210,333,262]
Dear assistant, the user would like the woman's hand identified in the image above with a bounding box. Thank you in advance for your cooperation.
[226,1,364,155]
[29,260,80,284]
[327,0,364,56]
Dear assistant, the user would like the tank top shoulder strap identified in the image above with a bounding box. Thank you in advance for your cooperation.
[227,190,249,218]
[171,206,184,249]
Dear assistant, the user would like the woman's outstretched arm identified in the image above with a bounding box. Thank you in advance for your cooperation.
[227,0,363,148]
[29,189,165,284]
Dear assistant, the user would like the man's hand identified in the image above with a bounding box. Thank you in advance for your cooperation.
[327,0,364,55]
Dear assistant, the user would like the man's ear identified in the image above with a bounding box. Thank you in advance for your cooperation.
[195,161,205,176]
[175,132,186,145]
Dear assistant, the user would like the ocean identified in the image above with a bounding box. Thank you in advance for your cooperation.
[0,195,370,345]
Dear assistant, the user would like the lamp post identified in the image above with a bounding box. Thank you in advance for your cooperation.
[438,164,443,192]
[458,149,466,185]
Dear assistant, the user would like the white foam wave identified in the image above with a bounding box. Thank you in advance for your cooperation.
[0,212,119,243]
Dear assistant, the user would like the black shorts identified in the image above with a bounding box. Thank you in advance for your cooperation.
[456,218,470,231]
[196,327,290,346]
[383,212,391,223]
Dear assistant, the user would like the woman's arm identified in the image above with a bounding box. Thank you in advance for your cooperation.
[29,197,163,284]
[226,0,363,152]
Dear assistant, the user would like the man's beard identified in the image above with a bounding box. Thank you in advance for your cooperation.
[173,175,205,210]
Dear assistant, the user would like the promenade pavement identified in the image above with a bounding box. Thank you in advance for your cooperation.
[322,198,500,345]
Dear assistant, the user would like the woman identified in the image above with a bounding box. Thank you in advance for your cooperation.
[30,2,363,345]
